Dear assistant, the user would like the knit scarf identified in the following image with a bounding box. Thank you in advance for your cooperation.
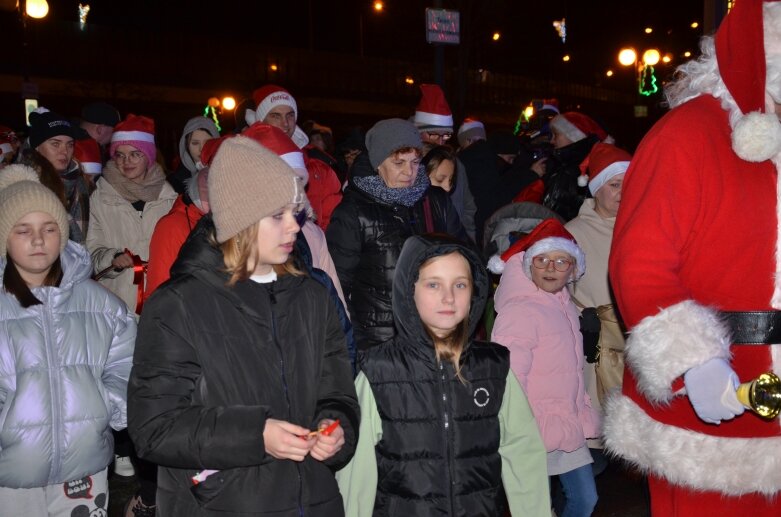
[102,160,167,203]
[353,168,431,207]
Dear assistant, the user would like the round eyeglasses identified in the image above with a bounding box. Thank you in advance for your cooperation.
[114,151,145,164]
[532,255,573,272]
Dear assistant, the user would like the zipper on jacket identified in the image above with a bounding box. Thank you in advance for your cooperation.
[267,284,305,517]
[438,361,456,516]
[42,302,63,482]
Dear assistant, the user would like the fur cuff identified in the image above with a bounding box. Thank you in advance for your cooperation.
[626,300,731,403]
[604,393,781,496]
[732,111,781,162]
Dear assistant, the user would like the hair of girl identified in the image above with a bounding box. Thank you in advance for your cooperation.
[418,250,471,383]
[3,254,63,308]
[422,146,456,190]
[216,223,303,287]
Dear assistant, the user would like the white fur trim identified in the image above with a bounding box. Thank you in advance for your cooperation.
[458,120,484,135]
[245,108,258,126]
[291,126,309,149]
[414,111,454,128]
[80,161,102,175]
[523,236,586,281]
[0,143,12,155]
[551,116,586,143]
[279,151,305,171]
[732,111,781,162]
[604,393,781,496]
[111,130,154,143]
[255,91,297,123]
[487,254,505,274]
[625,300,731,403]
[588,161,629,195]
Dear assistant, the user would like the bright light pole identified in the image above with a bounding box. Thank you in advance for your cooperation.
[618,46,662,96]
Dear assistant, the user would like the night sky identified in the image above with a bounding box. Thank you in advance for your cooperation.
[45,0,705,87]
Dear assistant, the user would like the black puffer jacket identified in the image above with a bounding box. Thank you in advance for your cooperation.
[542,135,599,221]
[326,154,467,350]
[128,215,359,517]
[360,235,511,516]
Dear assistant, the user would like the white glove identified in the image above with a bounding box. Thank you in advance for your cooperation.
[683,357,745,424]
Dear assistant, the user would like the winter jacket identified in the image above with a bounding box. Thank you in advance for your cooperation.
[305,154,343,231]
[86,163,177,313]
[492,251,600,452]
[542,136,598,222]
[565,199,616,308]
[326,155,467,349]
[144,193,204,297]
[336,235,549,517]
[458,140,539,246]
[0,241,136,488]
[128,215,359,516]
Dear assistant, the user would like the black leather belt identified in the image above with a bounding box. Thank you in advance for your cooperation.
[721,311,781,344]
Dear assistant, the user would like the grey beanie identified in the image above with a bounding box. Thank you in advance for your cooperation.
[365,118,422,169]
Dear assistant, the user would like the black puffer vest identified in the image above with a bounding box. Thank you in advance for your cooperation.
[359,235,511,516]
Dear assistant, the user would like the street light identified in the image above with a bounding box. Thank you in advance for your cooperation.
[25,0,49,19]
[618,46,663,96]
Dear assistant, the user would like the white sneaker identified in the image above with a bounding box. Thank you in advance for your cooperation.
[114,455,135,477]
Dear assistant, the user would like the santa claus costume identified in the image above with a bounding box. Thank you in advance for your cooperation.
[606,1,781,514]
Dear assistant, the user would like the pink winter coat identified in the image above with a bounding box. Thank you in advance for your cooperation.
[491,251,600,453]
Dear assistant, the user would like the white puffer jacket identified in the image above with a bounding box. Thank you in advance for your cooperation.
[0,241,136,488]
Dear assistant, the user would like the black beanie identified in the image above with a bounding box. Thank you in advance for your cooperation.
[29,111,78,149]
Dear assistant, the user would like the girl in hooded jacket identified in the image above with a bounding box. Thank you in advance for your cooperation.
[337,234,549,517]
[0,165,135,515]
[489,218,601,517]
[128,135,359,517]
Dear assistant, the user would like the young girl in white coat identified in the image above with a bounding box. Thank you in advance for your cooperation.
[490,218,601,517]
[0,165,135,515]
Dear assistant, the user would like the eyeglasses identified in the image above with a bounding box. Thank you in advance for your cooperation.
[424,131,453,142]
[532,256,573,272]
[114,151,145,164]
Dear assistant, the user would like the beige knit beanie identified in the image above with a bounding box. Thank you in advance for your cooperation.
[208,135,303,243]
[0,164,69,255]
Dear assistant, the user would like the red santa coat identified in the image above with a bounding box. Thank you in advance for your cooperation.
[606,94,781,496]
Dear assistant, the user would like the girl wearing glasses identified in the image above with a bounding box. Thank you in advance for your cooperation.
[86,114,176,314]
[489,218,600,517]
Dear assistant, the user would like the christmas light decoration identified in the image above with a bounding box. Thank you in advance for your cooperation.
[78,4,90,30]
[203,98,222,132]
[553,18,566,43]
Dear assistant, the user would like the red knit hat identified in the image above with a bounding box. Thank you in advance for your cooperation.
[577,143,632,194]
[241,122,308,184]
[74,138,102,175]
[245,84,298,126]
[487,218,585,280]
[414,84,454,130]
[200,135,233,167]
[550,112,608,144]
[716,0,781,162]
[110,114,156,165]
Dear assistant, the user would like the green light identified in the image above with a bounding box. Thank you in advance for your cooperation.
[639,64,659,96]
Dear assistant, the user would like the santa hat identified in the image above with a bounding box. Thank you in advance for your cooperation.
[577,143,632,194]
[487,218,585,280]
[245,85,297,126]
[457,118,486,147]
[550,112,608,144]
[414,84,454,131]
[540,98,561,115]
[241,122,309,185]
[200,135,232,168]
[110,114,156,165]
[716,1,781,162]
[74,138,102,175]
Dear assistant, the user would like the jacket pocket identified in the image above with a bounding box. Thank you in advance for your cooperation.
[0,388,15,450]
[189,469,237,507]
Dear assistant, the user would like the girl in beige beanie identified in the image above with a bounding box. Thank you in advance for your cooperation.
[0,164,135,515]
[128,136,359,516]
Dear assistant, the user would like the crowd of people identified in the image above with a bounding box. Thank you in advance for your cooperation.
[1,2,780,515]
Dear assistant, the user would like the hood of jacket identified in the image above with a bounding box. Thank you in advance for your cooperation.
[493,250,572,309]
[0,240,93,302]
[178,117,220,174]
[392,235,488,351]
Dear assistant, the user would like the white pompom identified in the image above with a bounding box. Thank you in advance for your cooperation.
[0,164,39,192]
[732,111,781,162]
[577,174,589,187]
[487,255,506,274]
